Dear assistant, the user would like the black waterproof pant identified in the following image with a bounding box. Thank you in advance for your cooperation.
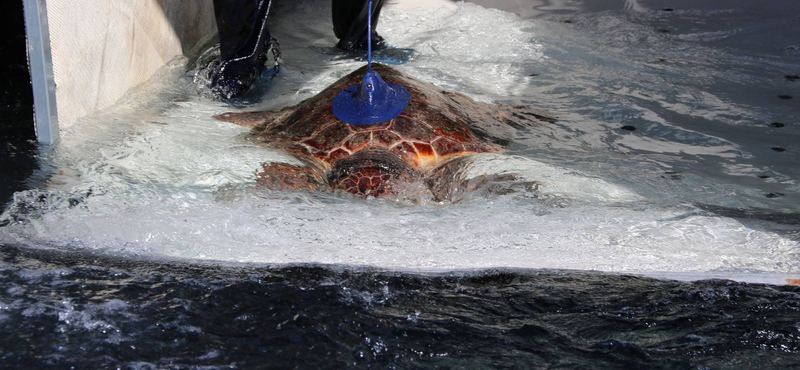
[332,0,386,51]
[210,0,385,99]
[214,0,273,63]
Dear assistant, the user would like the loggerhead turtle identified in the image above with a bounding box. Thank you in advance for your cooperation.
[214,64,556,201]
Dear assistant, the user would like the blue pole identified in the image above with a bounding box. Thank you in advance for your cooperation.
[367,0,372,73]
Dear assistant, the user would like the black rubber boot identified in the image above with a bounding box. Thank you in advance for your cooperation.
[332,0,387,51]
[207,0,274,100]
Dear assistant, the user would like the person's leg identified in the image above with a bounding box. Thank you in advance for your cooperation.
[207,0,274,100]
[332,0,387,51]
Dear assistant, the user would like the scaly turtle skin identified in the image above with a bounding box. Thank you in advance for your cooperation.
[215,64,555,200]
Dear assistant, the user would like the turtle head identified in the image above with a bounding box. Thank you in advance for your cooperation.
[328,147,417,197]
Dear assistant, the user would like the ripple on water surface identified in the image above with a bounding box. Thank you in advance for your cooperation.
[1,244,799,369]
[1,1,800,278]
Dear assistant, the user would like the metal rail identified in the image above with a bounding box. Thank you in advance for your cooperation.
[22,0,59,144]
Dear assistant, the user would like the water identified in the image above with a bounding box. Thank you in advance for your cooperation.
[2,0,798,276]
[1,0,800,368]
[2,244,799,369]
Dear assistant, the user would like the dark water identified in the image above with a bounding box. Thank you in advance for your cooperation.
[3,2,800,369]
[1,244,799,370]
[0,2,37,212]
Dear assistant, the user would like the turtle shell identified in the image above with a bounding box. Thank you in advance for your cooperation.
[215,64,556,198]
[257,64,518,171]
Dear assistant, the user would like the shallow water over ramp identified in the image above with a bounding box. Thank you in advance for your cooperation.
[2,1,800,284]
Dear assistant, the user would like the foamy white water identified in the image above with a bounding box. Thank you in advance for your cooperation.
[2,1,799,279]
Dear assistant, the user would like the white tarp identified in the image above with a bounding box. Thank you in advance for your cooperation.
[45,0,217,131]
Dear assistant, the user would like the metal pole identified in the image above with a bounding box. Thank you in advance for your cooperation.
[22,0,59,144]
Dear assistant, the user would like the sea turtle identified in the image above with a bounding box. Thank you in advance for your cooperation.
[215,64,556,201]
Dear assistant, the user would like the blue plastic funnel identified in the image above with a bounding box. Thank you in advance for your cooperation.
[333,0,411,125]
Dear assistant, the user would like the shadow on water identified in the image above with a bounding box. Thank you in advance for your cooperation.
[460,0,800,18]
[0,1,38,212]
[694,203,800,241]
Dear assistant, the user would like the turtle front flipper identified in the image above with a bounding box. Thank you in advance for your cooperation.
[256,162,325,192]
[426,157,540,202]
[214,106,295,130]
